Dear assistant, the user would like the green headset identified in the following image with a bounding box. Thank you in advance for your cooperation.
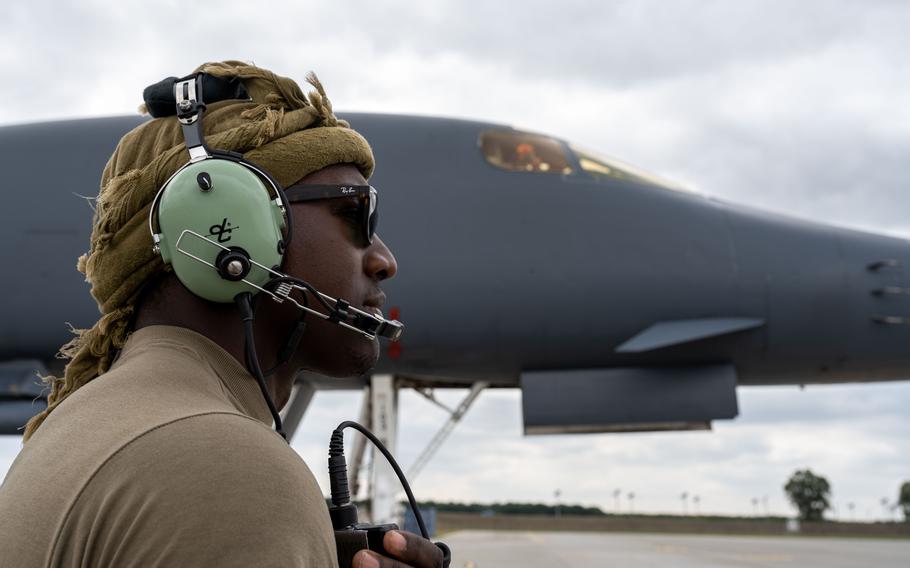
[148,74,288,303]
[146,73,403,342]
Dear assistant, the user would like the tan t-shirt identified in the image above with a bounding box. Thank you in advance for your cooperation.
[0,325,338,568]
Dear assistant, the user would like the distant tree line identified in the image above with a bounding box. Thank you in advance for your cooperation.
[330,499,608,518]
[334,473,910,522]
[416,500,607,517]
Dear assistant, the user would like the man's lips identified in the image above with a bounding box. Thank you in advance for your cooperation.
[362,293,386,317]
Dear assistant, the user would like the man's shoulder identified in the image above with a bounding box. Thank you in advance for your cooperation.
[42,332,237,441]
[56,413,337,566]
[98,412,307,487]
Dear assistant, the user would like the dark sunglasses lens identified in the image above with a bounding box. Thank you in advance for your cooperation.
[367,208,378,243]
[364,191,377,244]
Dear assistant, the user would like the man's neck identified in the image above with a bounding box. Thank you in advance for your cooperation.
[133,276,297,409]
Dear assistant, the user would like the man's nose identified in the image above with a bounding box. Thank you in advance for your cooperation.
[365,235,398,281]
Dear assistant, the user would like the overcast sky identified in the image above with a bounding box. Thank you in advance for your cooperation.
[1,0,909,520]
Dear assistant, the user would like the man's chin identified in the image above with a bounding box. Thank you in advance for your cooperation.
[297,321,381,377]
[346,339,380,377]
[315,338,380,379]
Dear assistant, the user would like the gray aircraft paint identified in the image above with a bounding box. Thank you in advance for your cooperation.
[1,114,909,433]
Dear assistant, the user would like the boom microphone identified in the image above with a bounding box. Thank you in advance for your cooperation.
[267,274,404,342]
[172,228,403,342]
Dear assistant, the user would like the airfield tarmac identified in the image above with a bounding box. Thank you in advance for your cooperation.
[444,530,910,568]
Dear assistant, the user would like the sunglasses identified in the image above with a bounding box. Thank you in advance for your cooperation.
[284,184,378,245]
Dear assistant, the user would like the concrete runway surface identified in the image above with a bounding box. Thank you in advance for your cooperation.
[443,530,910,568]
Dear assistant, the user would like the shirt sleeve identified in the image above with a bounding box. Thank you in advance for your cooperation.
[51,413,339,568]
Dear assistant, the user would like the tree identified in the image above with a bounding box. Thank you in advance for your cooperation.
[899,481,910,522]
[784,469,831,521]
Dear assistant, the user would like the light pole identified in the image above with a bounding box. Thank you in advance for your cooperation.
[751,497,759,517]
[555,489,562,519]
[693,495,701,515]
[613,488,622,513]
[848,502,856,521]
[680,492,689,515]
[628,491,636,514]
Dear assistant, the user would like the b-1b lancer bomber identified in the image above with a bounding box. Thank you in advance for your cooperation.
[1,113,909,442]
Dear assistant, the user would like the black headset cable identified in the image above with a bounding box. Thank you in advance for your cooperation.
[236,292,287,441]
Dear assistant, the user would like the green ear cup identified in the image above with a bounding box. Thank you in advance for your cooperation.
[156,158,287,303]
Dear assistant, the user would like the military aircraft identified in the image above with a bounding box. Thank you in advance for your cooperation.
[3,112,910,448]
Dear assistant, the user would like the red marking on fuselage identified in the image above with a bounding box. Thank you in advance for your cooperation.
[387,306,402,359]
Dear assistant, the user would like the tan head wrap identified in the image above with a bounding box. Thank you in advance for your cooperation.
[24,61,374,440]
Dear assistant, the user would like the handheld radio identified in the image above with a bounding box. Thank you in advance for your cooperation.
[327,422,451,568]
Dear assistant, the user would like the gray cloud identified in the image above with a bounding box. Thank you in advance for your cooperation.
[348,0,905,88]
[738,382,910,424]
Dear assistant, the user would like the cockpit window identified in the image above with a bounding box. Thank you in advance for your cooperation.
[571,144,689,192]
[479,129,573,175]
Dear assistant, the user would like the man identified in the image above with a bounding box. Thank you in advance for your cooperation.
[0,62,443,568]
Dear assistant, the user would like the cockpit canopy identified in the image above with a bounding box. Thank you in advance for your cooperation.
[479,128,689,193]
[479,129,573,175]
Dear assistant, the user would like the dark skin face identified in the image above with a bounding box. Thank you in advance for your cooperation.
[134,163,443,568]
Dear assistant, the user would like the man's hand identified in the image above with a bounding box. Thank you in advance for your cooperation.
[353,530,444,568]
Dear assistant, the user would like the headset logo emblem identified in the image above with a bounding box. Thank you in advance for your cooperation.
[208,218,239,243]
